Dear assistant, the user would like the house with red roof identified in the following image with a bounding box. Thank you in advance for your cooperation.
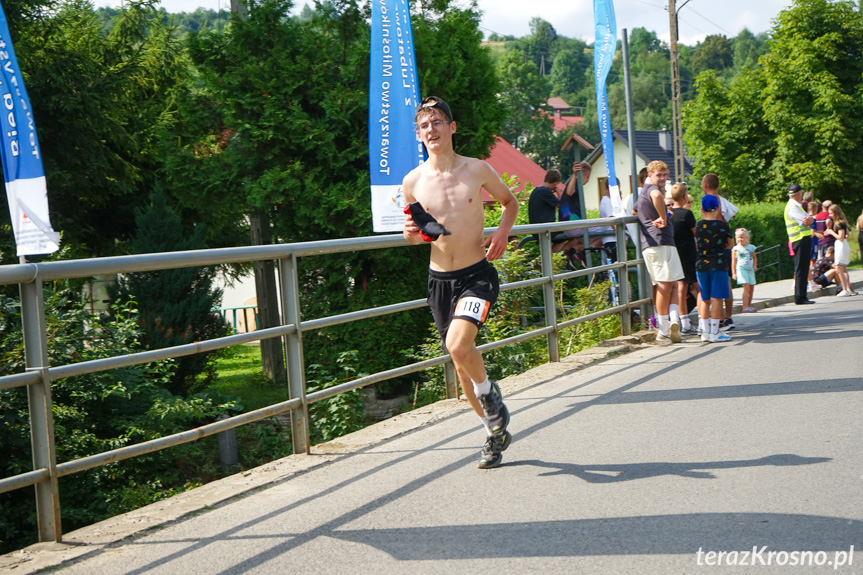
[483,136,547,201]
[545,98,583,132]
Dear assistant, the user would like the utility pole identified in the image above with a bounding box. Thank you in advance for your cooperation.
[668,0,686,182]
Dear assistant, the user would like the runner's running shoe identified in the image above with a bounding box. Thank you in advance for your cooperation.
[478,381,510,436]
[478,431,512,469]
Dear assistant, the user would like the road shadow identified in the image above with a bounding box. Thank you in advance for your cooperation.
[508,453,831,482]
[328,512,860,561]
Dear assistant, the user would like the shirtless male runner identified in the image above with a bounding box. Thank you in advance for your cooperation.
[402,96,519,469]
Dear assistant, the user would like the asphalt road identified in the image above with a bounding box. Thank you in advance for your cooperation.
[48,289,863,574]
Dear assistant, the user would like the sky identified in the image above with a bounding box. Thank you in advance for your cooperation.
[472,0,792,45]
[90,0,793,45]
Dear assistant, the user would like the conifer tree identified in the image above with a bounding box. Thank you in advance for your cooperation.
[109,188,229,396]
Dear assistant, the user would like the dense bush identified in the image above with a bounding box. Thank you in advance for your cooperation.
[729,201,794,283]
[687,199,793,283]
[307,351,368,443]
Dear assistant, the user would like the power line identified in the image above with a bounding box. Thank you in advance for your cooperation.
[685,6,732,35]
[631,0,667,9]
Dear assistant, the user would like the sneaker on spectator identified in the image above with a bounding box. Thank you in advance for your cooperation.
[681,325,697,335]
[837,290,853,297]
[708,332,731,343]
[700,332,710,343]
[669,322,682,343]
[720,318,735,331]
[808,280,820,290]
[655,331,671,342]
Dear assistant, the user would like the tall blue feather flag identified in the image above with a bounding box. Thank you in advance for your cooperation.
[594,0,624,215]
[0,1,59,256]
[368,0,423,232]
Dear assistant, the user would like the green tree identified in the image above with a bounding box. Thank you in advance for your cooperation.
[525,17,558,74]
[162,0,504,386]
[761,0,863,199]
[683,69,775,202]
[691,34,733,77]
[413,6,505,158]
[2,0,188,261]
[497,49,550,149]
[685,1,863,203]
[548,38,590,100]
[108,189,230,396]
[629,27,665,55]
[730,28,769,71]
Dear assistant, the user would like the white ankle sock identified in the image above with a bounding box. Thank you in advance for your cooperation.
[669,304,680,324]
[709,319,720,335]
[473,378,491,397]
[658,315,671,334]
[681,316,691,330]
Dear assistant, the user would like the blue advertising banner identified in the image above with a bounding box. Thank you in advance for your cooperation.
[0,1,59,256]
[593,0,624,216]
[368,0,423,232]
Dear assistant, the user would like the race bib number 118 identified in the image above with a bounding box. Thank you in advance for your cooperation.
[455,296,491,323]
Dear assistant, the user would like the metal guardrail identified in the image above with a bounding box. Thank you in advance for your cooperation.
[218,305,260,333]
[754,244,782,281]
[0,216,648,544]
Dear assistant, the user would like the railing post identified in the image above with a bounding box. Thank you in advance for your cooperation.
[776,246,781,280]
[616,223,632,335]
[278,254,310,455]
[444,361,458,399]
[20,278,62,542]
[633,221,651,324]
[539,232,560,362]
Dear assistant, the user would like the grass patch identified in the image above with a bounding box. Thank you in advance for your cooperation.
[207,345,289,412]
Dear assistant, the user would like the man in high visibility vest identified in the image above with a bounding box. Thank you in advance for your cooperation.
[785,183,815,305]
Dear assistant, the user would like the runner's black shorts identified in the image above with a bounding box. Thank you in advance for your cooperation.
[428,259,499,350]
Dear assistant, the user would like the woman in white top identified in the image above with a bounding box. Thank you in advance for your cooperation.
[824,204,856,296]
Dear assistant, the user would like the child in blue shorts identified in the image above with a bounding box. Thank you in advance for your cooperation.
[696,195,734,342]
[732,228,758,312]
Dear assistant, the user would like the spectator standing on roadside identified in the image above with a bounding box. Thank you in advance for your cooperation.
[636,160,684,343]
[559,162,591,224]
[701,173,738,331]
[732,228,758,313]
[816,200,834,260]
[807,201,823,290]
[597,178,620,262]
[784,184,815,305]
[670,183,698,334]
[824,204,856,297]
[696,195,734,343]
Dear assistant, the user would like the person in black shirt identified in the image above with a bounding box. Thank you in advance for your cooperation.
[695,195,734,342]
[527,169,584,256]
[670,183,698,334]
